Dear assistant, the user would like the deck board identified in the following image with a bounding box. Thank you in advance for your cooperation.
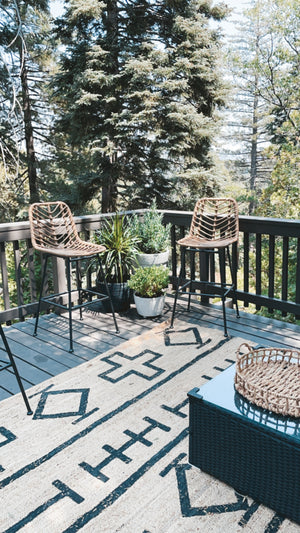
[1,295,300,402]
[184,302,300,349]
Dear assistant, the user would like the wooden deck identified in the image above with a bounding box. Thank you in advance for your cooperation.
[1,295,300,402]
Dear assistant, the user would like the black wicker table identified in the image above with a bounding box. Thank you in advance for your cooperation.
[188,364,300,524]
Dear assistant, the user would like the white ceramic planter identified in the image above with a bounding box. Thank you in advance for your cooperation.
[135,249,169,268]
[134,293,166,318]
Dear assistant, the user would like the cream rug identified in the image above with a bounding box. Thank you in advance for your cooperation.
[0,320,299,533]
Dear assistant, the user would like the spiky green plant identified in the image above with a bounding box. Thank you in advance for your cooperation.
[95,215,140,283]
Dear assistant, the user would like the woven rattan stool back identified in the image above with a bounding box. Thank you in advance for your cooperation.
[188,197,239,248]
[29,201,82,255]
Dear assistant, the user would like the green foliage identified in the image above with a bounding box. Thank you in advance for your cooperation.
[128,265,169,298]
[256,142,300,219]
[223,0,300,214]
[0,164,29,222]
[94,215,140,283]
[243,0,300,322]
[50,0,228,212]
[129,202,171,254]
[1,242,49,311]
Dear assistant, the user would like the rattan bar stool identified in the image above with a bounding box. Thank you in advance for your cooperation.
[0,323,32,414]
[29,201,119,353]
[170,197,240,336]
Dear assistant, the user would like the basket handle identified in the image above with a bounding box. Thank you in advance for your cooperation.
[236,342,253,361]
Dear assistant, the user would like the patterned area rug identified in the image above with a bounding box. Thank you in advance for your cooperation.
[0,320,299,533]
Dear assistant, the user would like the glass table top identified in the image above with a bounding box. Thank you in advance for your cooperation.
[191,363,300,440]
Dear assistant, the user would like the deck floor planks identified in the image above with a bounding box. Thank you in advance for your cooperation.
[15,315,114,359]
[0,309,163,400]
[13,318,102,360]
[181,301,300,349]
[1,329,72,373]
[1,296,300,402]
[170,293,300,343]
[10,321,88,367]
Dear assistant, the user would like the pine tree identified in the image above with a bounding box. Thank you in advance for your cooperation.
[51,0,228,212]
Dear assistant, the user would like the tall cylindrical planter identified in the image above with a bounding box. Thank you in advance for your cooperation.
[134,293,166,318]
[96,282,131,312]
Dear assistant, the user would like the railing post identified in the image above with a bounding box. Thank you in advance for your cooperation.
[52,257,67,311]
[199,250,209,304]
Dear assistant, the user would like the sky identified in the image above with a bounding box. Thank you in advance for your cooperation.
[224,0,249,10]
[220,0,250,39]
[50,0,64,17]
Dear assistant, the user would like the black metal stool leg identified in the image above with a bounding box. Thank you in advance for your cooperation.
[75,259,83,320]
[218,248,228,337]
[170,247,186,328]
[227,246,240,318]
[170,284,179,328]
[66,258,74,353]
[97,256,119,334]
[187,249,195,312]
[0,325,32,415]
[34,255,48,338]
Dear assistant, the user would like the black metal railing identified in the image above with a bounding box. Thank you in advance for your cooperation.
[163,211,300,319]
[0,210,299,323]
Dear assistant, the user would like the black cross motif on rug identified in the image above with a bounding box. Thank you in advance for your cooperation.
[80,416,171,482]
[98,349,165,382]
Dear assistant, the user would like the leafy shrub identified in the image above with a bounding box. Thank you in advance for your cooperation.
[129,202,170,254]
[128,265,169,298]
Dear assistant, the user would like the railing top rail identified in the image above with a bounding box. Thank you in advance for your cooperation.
[0,210,299,242]
[0,209,148,242]
[162,211,300,237]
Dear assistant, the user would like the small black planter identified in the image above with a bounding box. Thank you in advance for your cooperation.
[96,282,131,312]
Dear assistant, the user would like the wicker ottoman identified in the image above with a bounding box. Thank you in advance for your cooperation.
[188,364,300,524]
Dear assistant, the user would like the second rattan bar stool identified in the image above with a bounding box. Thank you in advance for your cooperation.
[29,201,119,352]
[170,197,240,336]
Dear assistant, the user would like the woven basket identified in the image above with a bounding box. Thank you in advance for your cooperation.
[235,343,300,418]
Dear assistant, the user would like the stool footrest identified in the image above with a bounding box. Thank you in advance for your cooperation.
[39,287,111,311]
[178,279,234,299]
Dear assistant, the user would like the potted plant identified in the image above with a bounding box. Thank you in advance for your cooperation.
[129,201,171,268]
[94,214,140,312]
[128,264,169,317]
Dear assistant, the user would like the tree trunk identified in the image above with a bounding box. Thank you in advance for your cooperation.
[101,0,118,213]
[249,67,259,215]
[20,54,40,204]
[102,152,118,213]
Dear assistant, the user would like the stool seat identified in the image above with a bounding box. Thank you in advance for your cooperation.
[177,235,237,249]
[33,241,106,258]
